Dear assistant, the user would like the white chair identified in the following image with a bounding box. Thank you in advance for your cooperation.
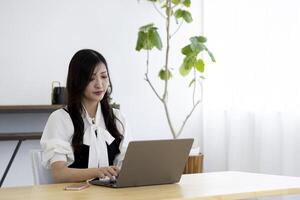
[30,150,54,185]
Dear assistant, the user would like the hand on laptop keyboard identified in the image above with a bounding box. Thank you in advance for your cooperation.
[97,166,119,180]
[99,176,117,184]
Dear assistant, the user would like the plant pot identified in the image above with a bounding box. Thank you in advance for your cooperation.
[183,153,203,174]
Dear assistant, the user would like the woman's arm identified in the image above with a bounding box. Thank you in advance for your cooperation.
[51,161,119,183]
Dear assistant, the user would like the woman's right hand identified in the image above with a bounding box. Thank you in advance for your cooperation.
[97,166,119,179]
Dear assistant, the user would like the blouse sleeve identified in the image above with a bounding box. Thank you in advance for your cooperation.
[113,108,132,168]
[40,109,75,169]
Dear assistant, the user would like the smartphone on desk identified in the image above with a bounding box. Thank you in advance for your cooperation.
[64,182,89,191]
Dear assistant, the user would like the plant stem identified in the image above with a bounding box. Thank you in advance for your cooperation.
[170,19,184,39]
[163,0,171,101]
[146,46,149,75]
[145,41,163,101]
[198,78,203,102]
[177,78,204,138]
[145,0,203,139]
[177,100,201,138]
[145,75,163,102]
[193,68,196,106]
[152,2,166,19]
[161,0,177,138]
[163,101,176,139]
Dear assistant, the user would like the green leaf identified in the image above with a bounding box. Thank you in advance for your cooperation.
[208,50,216,62]
[184,55,196,68]
[195,59,205,72]
[144,32,154,50]
[181,45,193,56]
[188,78,195,87]
[159,69,172,80]
[135,31,146,51]
[139,23,154,32]
[182,11,192,23]
[150,29,163,50]
[136,24,162,51]
[172,0,180,5]
[174,9,183,19]
[204,46,216,62]
[179,56,195,76]
[174,9,192,23]
[180,63,192,76]
[196,36,207,43]
[190,37,204,53]
[182,0,191,7]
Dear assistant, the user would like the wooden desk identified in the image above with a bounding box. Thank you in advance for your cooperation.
[1,171,300,200]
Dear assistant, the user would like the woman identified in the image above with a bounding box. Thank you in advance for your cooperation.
[41,49,129,183]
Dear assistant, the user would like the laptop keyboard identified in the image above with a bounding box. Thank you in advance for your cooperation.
[99,177,116,185]
[89,177,117,187]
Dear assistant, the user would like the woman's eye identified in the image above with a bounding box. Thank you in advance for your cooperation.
[102,76,108,79]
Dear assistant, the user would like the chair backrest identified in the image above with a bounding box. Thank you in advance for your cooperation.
[30,150,54,185]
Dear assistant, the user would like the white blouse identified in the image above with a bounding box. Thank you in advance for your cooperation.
[40,104,130,169]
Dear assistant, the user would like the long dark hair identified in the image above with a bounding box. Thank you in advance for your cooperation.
[66,49,123,152]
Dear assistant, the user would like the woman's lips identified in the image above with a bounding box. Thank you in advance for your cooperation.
[93,91,103,96]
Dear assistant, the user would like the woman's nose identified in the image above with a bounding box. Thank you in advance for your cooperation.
[95,78,103,88]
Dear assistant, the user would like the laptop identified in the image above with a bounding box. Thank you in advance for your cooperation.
[89,138,193,188]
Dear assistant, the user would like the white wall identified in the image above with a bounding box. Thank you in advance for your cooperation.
[0,0,203,187]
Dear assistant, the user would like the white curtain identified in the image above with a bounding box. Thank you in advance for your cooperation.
[202,0,300,199]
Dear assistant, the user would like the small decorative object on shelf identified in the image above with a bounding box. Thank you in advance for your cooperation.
[51,81,67,105]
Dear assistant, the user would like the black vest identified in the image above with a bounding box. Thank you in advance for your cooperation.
[63,108,121,168]
[69,141,120,168]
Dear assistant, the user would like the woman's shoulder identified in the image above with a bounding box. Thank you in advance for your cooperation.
[42,107,74,139]
[48,107,72,123]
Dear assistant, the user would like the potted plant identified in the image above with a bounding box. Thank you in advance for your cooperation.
[135,0,215,173]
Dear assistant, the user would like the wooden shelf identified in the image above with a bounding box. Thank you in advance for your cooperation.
[0,105,64,113]
[0,132,42,141]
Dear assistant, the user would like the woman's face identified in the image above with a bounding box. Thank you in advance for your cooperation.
[83,63,109,104]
